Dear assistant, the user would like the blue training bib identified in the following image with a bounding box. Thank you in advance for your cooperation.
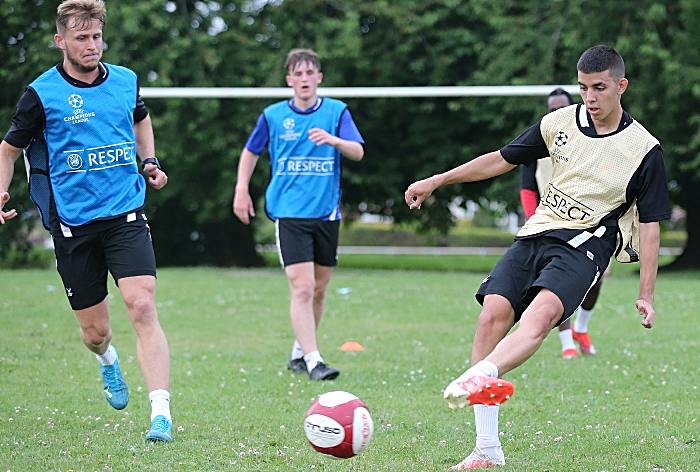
[264,98,347,220]
[27,63,145,228]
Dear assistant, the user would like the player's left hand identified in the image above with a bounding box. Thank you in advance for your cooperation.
[308,128,339,147]
[145,166,168,190]
[636,298,655,329]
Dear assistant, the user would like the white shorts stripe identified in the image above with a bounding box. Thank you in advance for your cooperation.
[580,268,601,305]
[274,219,284,267]
[567,226,606,248]
[60,223,73,237]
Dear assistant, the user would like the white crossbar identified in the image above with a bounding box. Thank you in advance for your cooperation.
[140,85,580,99]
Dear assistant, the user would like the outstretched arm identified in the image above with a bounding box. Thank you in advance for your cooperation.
[0,140,22,224]
[636,221,661,328]
[404,150,516,209]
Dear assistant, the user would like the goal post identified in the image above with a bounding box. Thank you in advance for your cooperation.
[140,85,580,99]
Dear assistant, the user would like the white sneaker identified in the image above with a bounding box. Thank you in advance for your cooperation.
[443,375,514,410]
[449,446,505,469]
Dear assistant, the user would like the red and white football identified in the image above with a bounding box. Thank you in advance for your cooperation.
[304,390,373,459]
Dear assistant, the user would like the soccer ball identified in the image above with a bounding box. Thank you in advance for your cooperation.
[303,390,373,459]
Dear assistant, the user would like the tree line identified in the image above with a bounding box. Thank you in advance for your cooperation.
[1,0,698,268]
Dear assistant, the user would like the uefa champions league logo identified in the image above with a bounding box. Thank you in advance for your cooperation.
[63,94,95,125]
[67,153,83,170]
[68,94,83,108]
[554,131,569,147]
[280,117,301,141]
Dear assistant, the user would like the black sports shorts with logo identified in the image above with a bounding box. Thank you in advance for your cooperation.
[275,218,340,268]
[476,236,600,326]
[53,217,157,311]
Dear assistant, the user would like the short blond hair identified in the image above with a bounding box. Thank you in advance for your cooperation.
[284,49,321,73]
[56,0,106,34]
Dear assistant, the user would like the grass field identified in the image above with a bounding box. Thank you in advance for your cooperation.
[1,263,699,471]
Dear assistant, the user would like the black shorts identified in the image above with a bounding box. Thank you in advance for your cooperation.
[53,218,157,310]
[476,237,600,326]
[275,218,340,268]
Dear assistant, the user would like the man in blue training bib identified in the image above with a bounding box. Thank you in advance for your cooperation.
[233,48,364,381]
[0,0,173,443]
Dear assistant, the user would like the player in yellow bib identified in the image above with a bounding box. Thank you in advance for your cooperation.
[405,45,670,469]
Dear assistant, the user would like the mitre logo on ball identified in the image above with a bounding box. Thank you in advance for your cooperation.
[304,390,373,459]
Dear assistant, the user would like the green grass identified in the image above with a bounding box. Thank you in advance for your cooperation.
[1,266,699,471]
[261,251,505,272]
[262,251,675,274]
[254,217,687,249]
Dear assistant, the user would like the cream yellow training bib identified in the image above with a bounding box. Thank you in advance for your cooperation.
[518,105,658,262]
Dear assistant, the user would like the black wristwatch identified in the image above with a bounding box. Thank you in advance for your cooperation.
[141,157,161,170]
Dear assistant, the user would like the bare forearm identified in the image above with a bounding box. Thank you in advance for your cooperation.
[133,115,156,160]
[638,222,660,302]
[405,150,516,210]
[432,151,515,187]
[0,141,22,192]
[336,140,364,162]
[235,149,259,191]
[307,128,364,161]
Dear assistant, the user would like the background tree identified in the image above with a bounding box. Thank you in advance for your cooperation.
[0,0,59,265]
[348,0,700,267]
[1,0,698,268]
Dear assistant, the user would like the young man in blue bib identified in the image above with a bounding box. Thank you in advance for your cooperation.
[0,0,173,442]
[405,45,669,469]
[234,48,364,381]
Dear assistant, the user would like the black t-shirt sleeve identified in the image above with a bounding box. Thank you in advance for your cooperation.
[520,161,538,192]
[5,67,149,147]
[500,120,550,165]
[630,145,671,223]
[134,85,149,123]
[3,88,44,148]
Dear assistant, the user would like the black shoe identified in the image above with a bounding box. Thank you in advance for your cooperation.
[309,362,340,381]
[287,357,307,375]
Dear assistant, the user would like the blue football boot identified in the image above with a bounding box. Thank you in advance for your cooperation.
[100,348,129,410]
[146,415,173,442]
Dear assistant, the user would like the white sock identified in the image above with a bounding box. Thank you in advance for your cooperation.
[149,389,171,421]
[558,329,576,351]
[458,360,499,382]
[574,307,594,333]
[474,405,502,453]
[290,340,304,360]
[96,345,117,366]
[304,350,323,373]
